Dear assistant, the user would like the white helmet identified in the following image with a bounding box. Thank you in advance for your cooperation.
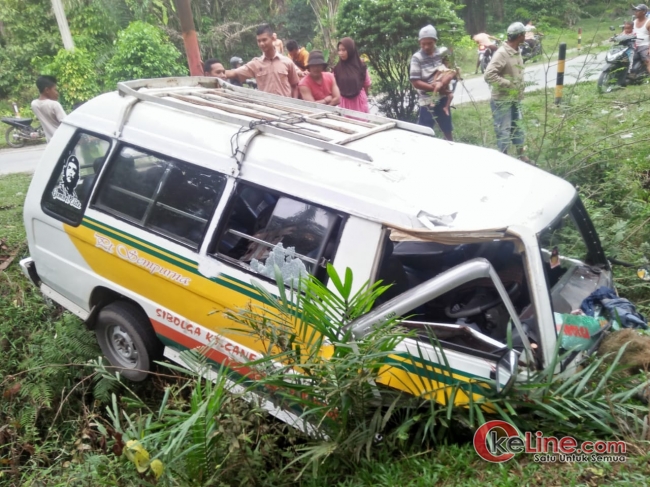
[419,25,438,41]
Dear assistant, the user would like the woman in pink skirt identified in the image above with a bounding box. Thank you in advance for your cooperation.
[332,37,371,113]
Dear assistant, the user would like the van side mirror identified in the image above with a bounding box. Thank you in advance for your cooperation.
[494,348,518,394]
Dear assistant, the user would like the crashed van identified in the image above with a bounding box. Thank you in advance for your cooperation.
[20,77,612,425]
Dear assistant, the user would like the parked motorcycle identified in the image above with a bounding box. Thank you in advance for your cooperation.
[1,103,45,148]
[520,35,543,63]
[598,30,649,93]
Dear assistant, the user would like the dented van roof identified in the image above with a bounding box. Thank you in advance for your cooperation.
[62,77,577,234]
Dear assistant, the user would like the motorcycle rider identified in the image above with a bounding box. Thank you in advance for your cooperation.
[472,32,499,73]
[632,4,650,75]
[524,20,538,51]
[620,21,636,73]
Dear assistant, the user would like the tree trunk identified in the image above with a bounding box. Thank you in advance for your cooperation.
[461,0,486,34]
[491,0,504,23]
[174,0,203,76]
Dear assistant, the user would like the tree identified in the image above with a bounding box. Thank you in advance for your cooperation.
[457,0,486,34]
[0,0,61,99]
[310,0,341,60]
[46,48,101,108]
[337,0,464,121]
[105,21,187,87]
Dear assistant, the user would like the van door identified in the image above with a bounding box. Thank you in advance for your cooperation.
[32,131,112,307]
[203,182,354,354]
[350,258,533,401]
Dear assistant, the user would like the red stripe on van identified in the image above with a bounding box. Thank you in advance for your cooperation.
[150,318,261,380]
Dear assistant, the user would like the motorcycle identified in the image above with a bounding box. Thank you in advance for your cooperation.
[478,41,499,74]
[598,30,649,93]
[520,34,543,63]
[1,103,45,148]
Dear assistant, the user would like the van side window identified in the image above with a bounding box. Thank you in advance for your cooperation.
[93,146,227,248]
[211,184,342,282]
[41,132,111,225]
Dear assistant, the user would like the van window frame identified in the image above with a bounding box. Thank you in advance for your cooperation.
[207,180,348,286]
[90,142,228,251]
[40,129,113,227]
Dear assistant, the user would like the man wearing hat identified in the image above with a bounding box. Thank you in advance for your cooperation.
[633,5,650,74]
[409,24,454,141]
[298,51,341,105]
[484,22,529,162]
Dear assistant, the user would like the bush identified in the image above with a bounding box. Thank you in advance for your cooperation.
[105,21,187,88]
[46,48,101,109]
[337,0,464,121]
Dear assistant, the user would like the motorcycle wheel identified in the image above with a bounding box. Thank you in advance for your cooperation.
[597,69,622,93]
[5,127,25,148]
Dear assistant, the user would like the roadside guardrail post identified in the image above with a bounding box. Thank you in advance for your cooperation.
[555,43,567,105]
[578,28,582,52]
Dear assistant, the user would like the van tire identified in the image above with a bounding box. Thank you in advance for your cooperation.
[95,302,163,382]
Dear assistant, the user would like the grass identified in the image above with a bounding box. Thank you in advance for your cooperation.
[3,78,650,484]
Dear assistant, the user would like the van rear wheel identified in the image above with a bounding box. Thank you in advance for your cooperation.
[95,302,163,382]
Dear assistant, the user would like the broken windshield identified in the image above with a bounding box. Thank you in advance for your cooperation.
[538,199,610,314]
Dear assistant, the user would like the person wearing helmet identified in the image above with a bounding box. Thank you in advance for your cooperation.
[484,22,530,163]
[409,24,454,141]
[228,57,244,86]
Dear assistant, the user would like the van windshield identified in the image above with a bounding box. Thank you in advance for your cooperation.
[538,199,610,314]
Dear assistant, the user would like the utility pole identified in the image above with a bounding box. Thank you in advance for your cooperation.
[51,0,74,51]
[174,0,203,76]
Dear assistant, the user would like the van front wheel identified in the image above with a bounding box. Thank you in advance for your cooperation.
[96,302,163,382]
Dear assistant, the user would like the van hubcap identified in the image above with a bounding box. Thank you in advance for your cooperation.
[107,325,139,367]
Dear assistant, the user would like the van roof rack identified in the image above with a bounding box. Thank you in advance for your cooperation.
[117,77,432,163]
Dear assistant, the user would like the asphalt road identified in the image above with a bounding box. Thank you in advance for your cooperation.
[453,50,607,105]
[0,145,45,176]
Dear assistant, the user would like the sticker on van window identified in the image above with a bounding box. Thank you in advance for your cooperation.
[51,154,82,209]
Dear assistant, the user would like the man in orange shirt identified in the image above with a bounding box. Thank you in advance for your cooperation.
[225,24,300,98]
[287,40,309,73]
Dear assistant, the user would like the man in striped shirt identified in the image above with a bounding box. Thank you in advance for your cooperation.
[409,25,453,141]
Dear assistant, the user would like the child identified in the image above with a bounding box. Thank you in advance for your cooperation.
[622,20,634,34]
[430,65,459,117]
[31,75,66,142]
[621,21,635,73]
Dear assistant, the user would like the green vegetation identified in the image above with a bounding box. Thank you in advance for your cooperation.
[104,21,187,89]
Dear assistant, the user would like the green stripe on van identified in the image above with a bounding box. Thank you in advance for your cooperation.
[386,355,492,396]
[81,217,265,301]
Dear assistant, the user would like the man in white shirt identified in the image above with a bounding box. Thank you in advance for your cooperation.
[31,75,66,142]
[632,4,650,74]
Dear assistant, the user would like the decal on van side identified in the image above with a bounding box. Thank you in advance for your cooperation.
[51,154,82,209]
[93,232,191,286]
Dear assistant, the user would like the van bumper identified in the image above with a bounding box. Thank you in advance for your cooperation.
[19,257,41,287]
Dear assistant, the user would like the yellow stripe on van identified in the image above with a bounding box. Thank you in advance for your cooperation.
[65,217,490,405]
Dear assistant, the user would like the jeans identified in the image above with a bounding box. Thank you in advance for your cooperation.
[417,97,453,134]
[490,100,525,153]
